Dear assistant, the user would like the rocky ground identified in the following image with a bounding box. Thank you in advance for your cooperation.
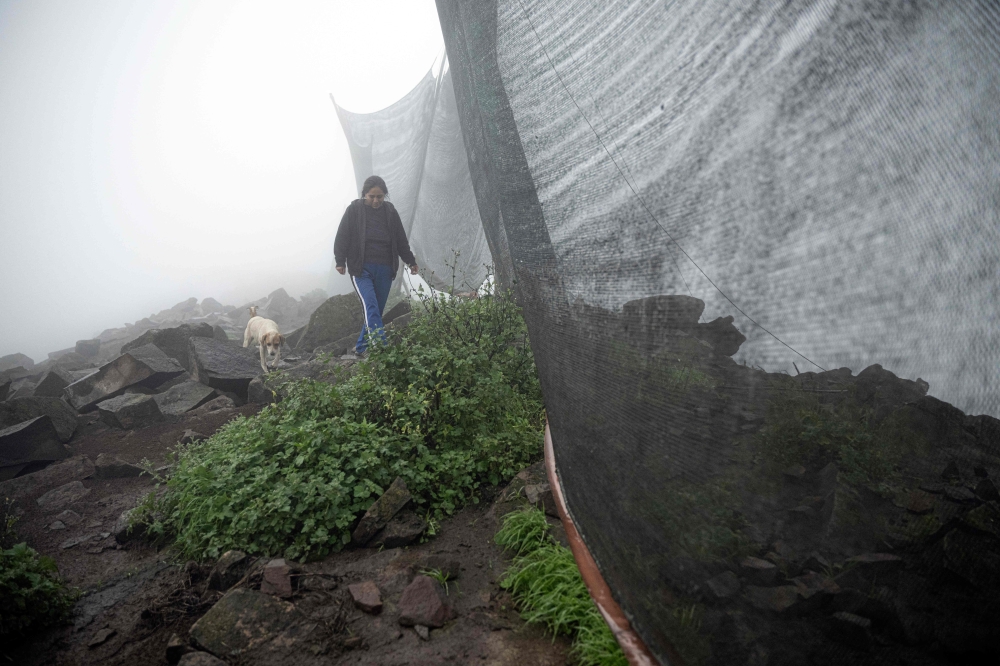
[0,290,570,665]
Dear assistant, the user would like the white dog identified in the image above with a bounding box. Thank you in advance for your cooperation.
[243,306,284,373]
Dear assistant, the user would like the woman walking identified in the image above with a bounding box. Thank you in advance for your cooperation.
[334,175,419,355]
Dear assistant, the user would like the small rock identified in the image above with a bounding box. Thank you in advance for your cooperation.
[178,653,227,666]
[86,546,105,555]
[190,396,236,416]
[959,503,1000,539]
[343,636,363,649]
[704,571,740,600]
[739,556,779,586]
[414,624,430,641]
[941,460,961,481]
[973,465,989,479]
[86,519,102,528]
[207,550,249,592]
[48,520,66,530]
[166,633,187,663]
[524,482,559,517]
[37,480,91,512]
[55,509,83,526]
[348,580,382,613]
[61,533,97,549]
[260,558,294,598]
[93,452,144,479]
[398,575,454,628]
[974,479,1000,503]
[351,477,412,546]
[374,509,427,548]
[88,627,116,647]
[180,430,208,445]
[828,612,872,650]
[942,485,978,503]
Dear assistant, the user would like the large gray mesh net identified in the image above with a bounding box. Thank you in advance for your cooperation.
[434,1,1000,664]
[333,68,492,290]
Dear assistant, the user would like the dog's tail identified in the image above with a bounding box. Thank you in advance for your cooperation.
[248,305,258,318]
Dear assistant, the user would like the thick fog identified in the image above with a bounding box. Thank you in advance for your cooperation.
[0,0,444,362]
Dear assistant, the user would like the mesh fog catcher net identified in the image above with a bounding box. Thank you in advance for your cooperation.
[435,1,1000,664]
[333,67,492,292]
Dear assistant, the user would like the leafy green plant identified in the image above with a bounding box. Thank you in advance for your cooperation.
[151,289,544,561]
[0,542,77,638]
[496,507,629,666]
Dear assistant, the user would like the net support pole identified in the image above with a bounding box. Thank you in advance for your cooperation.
[543,422,666,666]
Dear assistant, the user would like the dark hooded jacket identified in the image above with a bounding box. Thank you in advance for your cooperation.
[333,199,416,278]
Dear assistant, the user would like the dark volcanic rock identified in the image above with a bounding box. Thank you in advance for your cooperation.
[0,455,93,498]
[0,353,34,372]
[0,378,9,402]
[705,571,741,600]
[36,480,91,512]
[260,558,294,598]
[207,550,249,592]
[75,339,102,358]
[30,368,73,398]
[153,381,218,416]
[694,316,747,356]
[93,453,144,479]
[0,417,70,481]
[64,344,185,412]
[349,581,383,613]
[294,294,365,352]
[121,323,215,372]
[188,338,263,399]
[97,394,164,429]
[397,575,454,628]
[373,510,427,548]
[382,300,412,325]
[352,477,412,546]
[0,396,78,442]
[190,588,300,656]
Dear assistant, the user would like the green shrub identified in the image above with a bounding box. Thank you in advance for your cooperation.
[496,507,628,666]
[157,290,544,561]
[0,541,77,638]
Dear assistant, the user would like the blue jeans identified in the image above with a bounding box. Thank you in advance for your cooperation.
[351,263,393,354]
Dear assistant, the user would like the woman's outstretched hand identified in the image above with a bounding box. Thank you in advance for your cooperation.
[409,264,419,275]
[336,265,345,275]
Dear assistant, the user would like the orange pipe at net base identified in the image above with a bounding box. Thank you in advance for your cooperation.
[543,422,682,666]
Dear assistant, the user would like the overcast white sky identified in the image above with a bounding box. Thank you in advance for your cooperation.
[0,0,445,361]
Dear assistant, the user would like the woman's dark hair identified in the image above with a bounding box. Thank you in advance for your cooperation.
[361,175,388,197]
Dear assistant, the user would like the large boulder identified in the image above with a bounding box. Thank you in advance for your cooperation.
[190,588,300,657]
[200,297,227,314]
[0,378,9,402]
[29,368,73,398]
[64,344,185,412]
[97,394,164,429]
[120,323,216,372]
[0,455,94,499]
[259,288,298,325]
[188,338,263,399]
[0,417,70,481]
[0,353,34,373]
[75,339,102,358]
[294,294,364,352]
[0,397,78,442]
[153,381,218,416]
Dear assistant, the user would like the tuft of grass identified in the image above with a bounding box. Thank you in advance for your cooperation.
[496,507,628,666]
[420,568,456,595]
[495,505,552,556]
